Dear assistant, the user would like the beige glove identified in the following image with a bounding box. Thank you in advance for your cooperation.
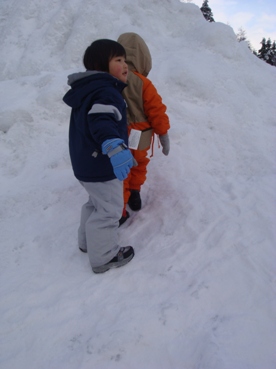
[159,133,170,156]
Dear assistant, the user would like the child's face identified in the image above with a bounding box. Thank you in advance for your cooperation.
[109,56,128,83]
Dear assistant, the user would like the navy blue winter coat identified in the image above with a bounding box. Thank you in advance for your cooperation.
[63,71,128,182]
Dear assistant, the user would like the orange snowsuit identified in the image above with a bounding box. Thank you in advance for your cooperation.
[117,33,170,209]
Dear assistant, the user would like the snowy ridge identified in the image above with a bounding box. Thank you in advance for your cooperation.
[0,0,276,368]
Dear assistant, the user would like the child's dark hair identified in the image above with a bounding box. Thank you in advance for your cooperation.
[83,39,126,72]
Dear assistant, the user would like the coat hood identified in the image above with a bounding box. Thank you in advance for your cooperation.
[117,33,152,77]
[63,71,126,109]
[63,71,101,109]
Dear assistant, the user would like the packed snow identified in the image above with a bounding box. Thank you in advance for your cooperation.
[0,0,276,368]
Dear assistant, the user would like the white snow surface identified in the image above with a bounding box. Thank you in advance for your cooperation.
[0,0,276,368]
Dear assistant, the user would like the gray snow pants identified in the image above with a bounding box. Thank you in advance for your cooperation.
[78,179,123,268]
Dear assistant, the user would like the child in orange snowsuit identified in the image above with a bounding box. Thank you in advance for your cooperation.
[117,33,170,222]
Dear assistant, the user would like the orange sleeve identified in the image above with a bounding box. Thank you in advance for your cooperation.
[137,73,170,135]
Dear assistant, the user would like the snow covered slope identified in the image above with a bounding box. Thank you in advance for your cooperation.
[0,0,276,368]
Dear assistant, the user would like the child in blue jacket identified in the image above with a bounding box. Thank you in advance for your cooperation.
[63,39,135,273]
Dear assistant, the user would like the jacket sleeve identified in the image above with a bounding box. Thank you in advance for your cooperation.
[140,74,170,135]
[87,88,127,146]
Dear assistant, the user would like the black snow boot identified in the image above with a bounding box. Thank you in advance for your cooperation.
[92,246,135,274]
[128,190,141,211]
[119,209,130,227]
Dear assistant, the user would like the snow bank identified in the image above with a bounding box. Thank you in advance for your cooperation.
[0,0,276,368]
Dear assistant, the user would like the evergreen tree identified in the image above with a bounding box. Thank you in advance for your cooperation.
[236,27,252,50]
[258,38,276,67]
[258,38,268,61]
[271,41,276,66]
[200,0,215,22]
[266,38,272,51]
[266,39,276,66]
[236,27,247,42]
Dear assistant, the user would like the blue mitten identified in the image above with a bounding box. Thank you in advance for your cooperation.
[102,138,134,181]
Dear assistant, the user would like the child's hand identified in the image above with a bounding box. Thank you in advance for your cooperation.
[159,133,170,156]
[110,149,133,180]
[102,138,134,180]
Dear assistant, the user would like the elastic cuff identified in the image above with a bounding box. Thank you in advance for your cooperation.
[107,143,127,158]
